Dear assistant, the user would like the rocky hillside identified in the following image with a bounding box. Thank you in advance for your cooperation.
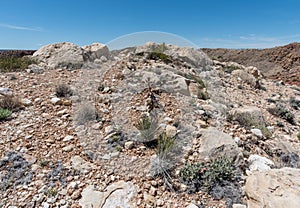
[0,42,300,208]
[202,42,300,85]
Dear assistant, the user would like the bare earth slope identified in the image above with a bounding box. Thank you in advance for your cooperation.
[202,42,300,85]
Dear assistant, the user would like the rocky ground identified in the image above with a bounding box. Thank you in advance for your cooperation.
[202,42,300,86]
[0,42,300,208]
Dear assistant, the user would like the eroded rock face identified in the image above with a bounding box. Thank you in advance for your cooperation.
[82,43,110,61]
[33,42,84,70]
[245,168,300,208]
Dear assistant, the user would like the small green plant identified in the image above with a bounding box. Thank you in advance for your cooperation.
[47,188,58,197]
[297,133,300,140]
[180,157,237,192]
[153,42,168,53]
[98,84,105,92]
[74,104,100,125]
[268,104,296,125]
[0,56,36,72]
[136,115,159,145]
[39,160,50,167]
[147,52,171,64]
[0,108,12,120]
[55,83,73,97]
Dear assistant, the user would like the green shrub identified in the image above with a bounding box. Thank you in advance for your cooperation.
[180,157,237,192]
[297,133,300,140]
[147,52,171,64]
[0,56,36,72]
[268,104,296,125]
[0,108,12,120]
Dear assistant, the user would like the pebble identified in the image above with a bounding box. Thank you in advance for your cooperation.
[62,144,75,152]
[63,135,74,142]
[57,109,68,116]
[124,141,134,149]
[251,128,263,138]
[51,97,62,105]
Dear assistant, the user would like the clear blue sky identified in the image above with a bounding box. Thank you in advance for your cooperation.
[1,0,300,49]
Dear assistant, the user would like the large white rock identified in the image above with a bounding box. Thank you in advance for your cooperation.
[245,168,300,208]
[33,42,84,70]
[79,180,136,208]
[247,154,274,174]
[82,42,110,61]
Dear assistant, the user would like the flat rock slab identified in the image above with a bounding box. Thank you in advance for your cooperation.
[79,180,136,208]
[245,167,300,208]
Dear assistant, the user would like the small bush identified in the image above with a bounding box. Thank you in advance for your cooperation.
[0,108,12,120]
[55,83,73,97]
[268,104,296,125]
[47,188,58,197]
[74,104,100,125]
[180,157,237,192]
[0,96,22,111]
[0,56,36,72]
[147,52,171,64]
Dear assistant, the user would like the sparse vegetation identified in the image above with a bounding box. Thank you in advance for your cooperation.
[74,104,100,125]
[180,157,237,193]
[223,65,240,73]
[147,52,171,64]
[0,56,36,72]
[0,108,12,120]
[297,133,300,140]
[0,96,23,111]
[47,188,58,197]
[136,114,159,146]
[151,132,177,190]
[55,83,73,97]
[268,104,296,125]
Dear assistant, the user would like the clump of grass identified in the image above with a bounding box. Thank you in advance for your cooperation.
[223,65,240,73]
[297,133,300,140]
[0,56,36,72]
[55,83,73,97]
[39,160,50,167]
[136,114,159,146]
[179,157,237,192]
[0,96,23,111]
[0,108,12,120]
[268,104,296,125]
[74,104,100,125]
[151,132,177,190]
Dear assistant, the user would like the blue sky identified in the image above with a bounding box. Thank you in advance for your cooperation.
[1,0,300,49]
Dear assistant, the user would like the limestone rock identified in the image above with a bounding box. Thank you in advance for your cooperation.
[70,155,95,173]
[51,97,62,105]
[21,98,32,107]
[33,42,84,70]
[198,127,242,163]
[82,43,110,61]
[79,181,136,208]
[232,69,257,87]
[0,87,13,96]
[245,168,300,208]
[247,154,274,174]
[230,106,266,129]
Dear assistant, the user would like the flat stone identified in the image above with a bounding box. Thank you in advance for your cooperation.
[79,181,136,208]
[51,97,62,105]
[21,98,32,107]
[251,128,263,138]
[62,144,75,152]
[57,109,68,116]
[246,168,300,208]
[63,135,74,142]
[247,154,274,174]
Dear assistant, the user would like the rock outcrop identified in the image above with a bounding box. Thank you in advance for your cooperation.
[245,168,300,208]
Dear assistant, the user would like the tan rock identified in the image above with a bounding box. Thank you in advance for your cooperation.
[246,168,300,208]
